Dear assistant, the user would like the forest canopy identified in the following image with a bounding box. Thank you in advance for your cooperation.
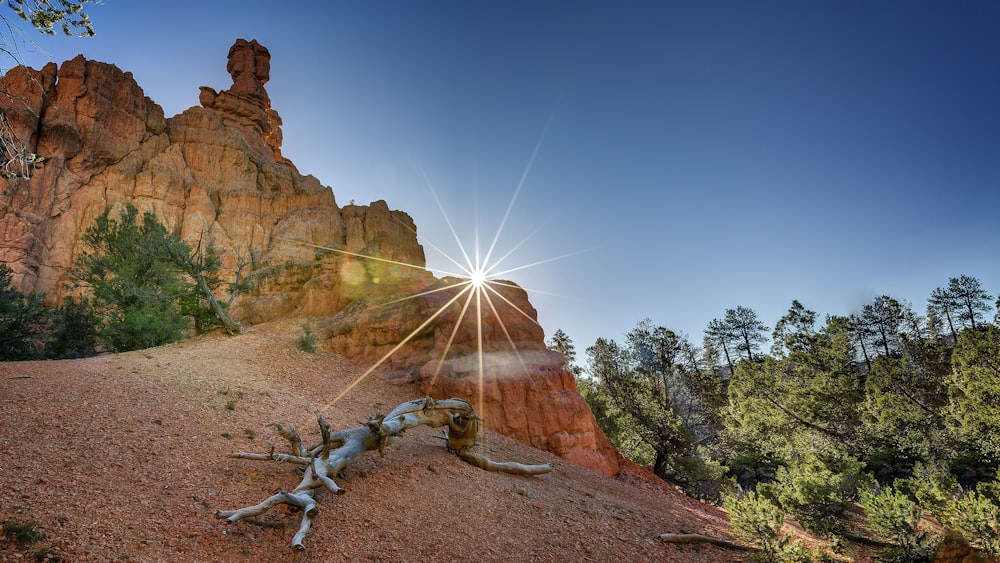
[551,276,1000,558]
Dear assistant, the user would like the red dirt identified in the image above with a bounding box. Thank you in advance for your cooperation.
[0,320,749,562]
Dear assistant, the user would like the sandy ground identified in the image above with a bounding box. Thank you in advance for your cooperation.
[0,320,752,562]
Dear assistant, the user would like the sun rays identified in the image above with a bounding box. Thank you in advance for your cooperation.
[278,119,576,423]
[289,197,543,418]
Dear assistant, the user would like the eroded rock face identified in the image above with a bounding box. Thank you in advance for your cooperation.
[0,40,425,323]
[0,39,619,476]
[326,278,621,476]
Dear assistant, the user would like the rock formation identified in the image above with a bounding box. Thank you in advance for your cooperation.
[0,39,619,476]
[0,40,428,321]
[326,277,620,476]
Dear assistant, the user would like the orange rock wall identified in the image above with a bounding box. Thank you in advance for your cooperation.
[0,52,425,322]
[0,41,619,476]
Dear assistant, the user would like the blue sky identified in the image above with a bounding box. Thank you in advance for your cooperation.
[12,1,1000,356]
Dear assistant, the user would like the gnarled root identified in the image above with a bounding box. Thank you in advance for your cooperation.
[218,397,552,550]
[459,450,554,475]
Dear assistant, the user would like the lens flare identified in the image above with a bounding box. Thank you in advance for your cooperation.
[279,113,591,445]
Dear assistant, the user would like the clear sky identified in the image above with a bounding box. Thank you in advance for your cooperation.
[11,1,1000,357]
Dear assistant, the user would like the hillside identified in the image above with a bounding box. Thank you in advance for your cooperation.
[0,321,744,562]
[0,38,618,477]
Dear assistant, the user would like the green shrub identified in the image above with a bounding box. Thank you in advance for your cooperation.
[671,447,735,504]
[760,451,864,536]
[98,300,189,352]
[902,466,1000,556]
[724,489,814,562]
[0,266,98,360]
[3,520,40,544]
[75,205,195,351]
[948,490,1000,556]
[859,485,937,562]
[296,323,317,353]
[74,204,240,351]
[900,463,959,521]
[0,264,49,360]
[43,297,98,359]
[724,489,786,559]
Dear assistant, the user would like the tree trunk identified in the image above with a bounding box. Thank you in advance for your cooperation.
[858,335,872,373]
[195,273,242,334]
[879,325,891,357]
[966,299,978,330]
[945,311,957,343]
[721,342,735,376]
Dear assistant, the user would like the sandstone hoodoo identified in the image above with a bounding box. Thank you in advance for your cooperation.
[0,39,619,475]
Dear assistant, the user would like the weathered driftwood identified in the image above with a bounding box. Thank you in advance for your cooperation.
[217,397,553,550]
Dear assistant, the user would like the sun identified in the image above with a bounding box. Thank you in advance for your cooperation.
[468,267,488,289]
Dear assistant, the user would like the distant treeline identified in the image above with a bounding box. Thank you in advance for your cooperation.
[549,275,1000,559]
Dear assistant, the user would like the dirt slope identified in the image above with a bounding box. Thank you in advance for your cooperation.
[0,321,747,562]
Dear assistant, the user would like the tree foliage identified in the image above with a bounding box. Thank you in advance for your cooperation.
[928,275,993,342]
[859,485,936,562]
[722,489,790,562]
[4,0,94,36]
[582,275,1000,557]
[74,204,238,352]
[725,306,769,363]
[948,275,992,332]
[0,264,97,360]
[546,328,581,376]
[946,326,1000,462]
[584,320,729,501]
[0,263,50,359]
[704,306,768,375]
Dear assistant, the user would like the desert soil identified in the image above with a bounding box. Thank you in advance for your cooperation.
[0,320,750,562]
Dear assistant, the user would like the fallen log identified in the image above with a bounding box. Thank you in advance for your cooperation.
[658,533,753,551]
[217,397,552,550]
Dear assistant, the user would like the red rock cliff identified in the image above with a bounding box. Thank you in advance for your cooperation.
[0,40,619,476]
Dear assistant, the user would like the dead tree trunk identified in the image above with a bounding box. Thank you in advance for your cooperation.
[217,397,553,550]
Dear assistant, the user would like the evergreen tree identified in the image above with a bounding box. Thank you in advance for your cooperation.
[42,296,98,359]
[929,286,961,343]
[704,317,737,375]
[770,300,818,357]
[0,264,48,360]
[858,295,907,358]
[704,306,768,374]
[848,313,874,373]
[75,205,196,351]
[546,328,581,376]
[586,322,728,500]
[0,265,97,360]
[948,275,992,332]
[723,308,861,489]
[854,298,953,482]
[946,326,1000,464]
[725,306,769,362]
[75,204,242,351]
